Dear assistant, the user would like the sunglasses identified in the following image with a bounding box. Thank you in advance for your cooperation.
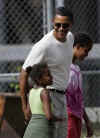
[55,23,70,29]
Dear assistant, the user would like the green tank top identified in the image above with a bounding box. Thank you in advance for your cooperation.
[29,87,45,115]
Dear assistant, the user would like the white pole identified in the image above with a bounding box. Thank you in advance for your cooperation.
[0,0,5,43]
[55,0,64,8]
[43,0,47,35]
[46,0,54,32]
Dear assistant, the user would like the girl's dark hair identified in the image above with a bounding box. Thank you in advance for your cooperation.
[55,6,74,23]
[73,32,93,48]
[30,63,48,85]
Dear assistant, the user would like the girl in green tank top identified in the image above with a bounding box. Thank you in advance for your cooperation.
[23,63,63,138]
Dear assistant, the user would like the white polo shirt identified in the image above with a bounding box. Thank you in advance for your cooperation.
[23,30,74,91]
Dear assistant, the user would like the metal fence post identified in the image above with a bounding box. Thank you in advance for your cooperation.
[46,0,54,32]
[97,0,100,42]
[43,0,47,35]
[0,0,5,44]
[55,0,64,8]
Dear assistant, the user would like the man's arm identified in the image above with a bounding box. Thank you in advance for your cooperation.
[20,68,31,121]
[83,108,93,137]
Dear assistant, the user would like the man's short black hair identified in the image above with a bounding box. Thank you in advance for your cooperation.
[55,6,74,23]
[73,32,93,48]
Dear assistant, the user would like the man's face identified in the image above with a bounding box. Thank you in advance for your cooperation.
[53,15,72,42]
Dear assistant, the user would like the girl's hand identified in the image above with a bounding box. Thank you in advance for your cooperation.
[56,117,66,121]
[86,121,94,137]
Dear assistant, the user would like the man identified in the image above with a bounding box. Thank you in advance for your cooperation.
[20,6,74,138]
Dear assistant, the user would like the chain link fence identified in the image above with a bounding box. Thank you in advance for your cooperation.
[77,58,100,107]
[0,0,45,92]
[0,0,100,107]
[0,0,44,44]
[65,0,98,43]
[64,0,100,107]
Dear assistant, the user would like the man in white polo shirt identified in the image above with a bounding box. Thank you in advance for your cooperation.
[20,6,74,138]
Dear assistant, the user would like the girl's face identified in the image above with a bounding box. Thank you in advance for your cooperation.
[40,67,53,87]
[74,44,92,60]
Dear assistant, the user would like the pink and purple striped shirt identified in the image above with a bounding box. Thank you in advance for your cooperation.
[66,64,84,119]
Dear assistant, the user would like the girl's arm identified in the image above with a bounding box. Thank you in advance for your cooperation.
[40,89,52,120]
[41,89,65,121]
[83,108,94,137]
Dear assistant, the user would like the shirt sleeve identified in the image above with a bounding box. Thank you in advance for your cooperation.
[23,43,46,70]
[69,71,79,91]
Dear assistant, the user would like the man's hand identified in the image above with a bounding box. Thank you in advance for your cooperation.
[23,105,31,123]
[56,117,66,122]
[52,115,66,122]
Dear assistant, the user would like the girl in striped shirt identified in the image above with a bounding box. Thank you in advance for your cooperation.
[66,32,94,138]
